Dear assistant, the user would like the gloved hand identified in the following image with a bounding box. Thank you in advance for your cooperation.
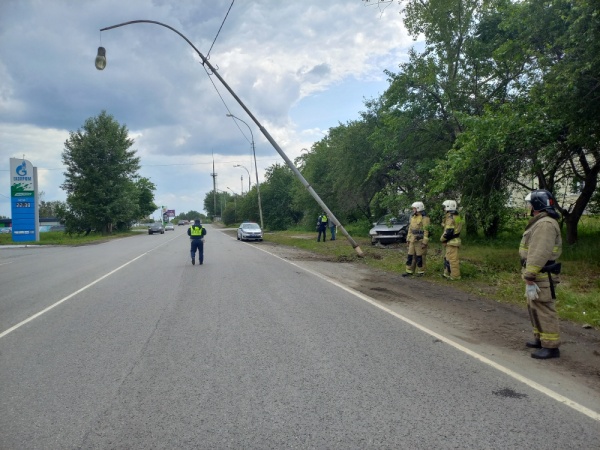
[201,238,205,243]
[525,283,540,301]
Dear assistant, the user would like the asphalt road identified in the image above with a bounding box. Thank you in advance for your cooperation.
[1,225,598,449]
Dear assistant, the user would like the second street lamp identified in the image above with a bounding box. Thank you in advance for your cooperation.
[227,113,263,230]
[95,19,364,257]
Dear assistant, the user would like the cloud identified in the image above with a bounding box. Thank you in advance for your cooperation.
[0,0,414,218]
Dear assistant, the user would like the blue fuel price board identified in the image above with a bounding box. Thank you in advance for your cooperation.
[10,158,39,242]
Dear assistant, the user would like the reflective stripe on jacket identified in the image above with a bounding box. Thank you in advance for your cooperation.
[441,212,462,246]
[407,213,430,244]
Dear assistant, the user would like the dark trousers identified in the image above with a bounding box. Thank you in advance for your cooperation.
[190,239,204,263]
[317,226,327,242]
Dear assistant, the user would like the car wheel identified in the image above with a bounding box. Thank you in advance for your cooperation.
[237,234,240,240]
[161,230,164,234]
[371,238,376,245]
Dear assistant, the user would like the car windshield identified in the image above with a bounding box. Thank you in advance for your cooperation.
[376,215,408,226]
[242,223,260,230]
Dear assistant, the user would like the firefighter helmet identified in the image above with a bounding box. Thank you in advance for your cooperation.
[525,189,558,213]
[411,201,425,212]
[442,200,457,212]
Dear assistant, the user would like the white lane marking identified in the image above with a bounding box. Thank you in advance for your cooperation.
[0,235,179,340]
[247,242,600,422]
[0,262,14,267]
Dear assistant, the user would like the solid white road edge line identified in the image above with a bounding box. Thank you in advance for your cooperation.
[248,241,600,422]
[0,235,179,340]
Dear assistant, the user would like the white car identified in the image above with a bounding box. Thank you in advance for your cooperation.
[165,224,175,231]
[237,222,263,242]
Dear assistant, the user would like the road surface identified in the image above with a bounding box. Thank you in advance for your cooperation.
[1,225,598,448]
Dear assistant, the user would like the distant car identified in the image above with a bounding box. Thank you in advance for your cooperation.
[178,220,187,226]
[237,222,263,242]
[148,223,165,235]
[165,224,174,231]
[369,214,410,245]
[0,227,11,234]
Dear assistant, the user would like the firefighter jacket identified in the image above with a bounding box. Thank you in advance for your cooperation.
[519,212,562,283]
[407,213,430,244]
[441,212,463,246]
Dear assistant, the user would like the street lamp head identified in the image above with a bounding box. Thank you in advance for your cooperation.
[226,113,233,117]
[95,47,107,70]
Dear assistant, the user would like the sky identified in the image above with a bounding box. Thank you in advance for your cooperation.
[0,0,415,219]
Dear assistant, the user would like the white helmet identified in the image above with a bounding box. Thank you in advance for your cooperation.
[411,201,425,212]
[442,200,457,212]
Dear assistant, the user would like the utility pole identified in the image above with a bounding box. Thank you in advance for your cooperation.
[210,154,217,220]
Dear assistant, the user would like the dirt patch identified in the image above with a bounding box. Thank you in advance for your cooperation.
[237,235,600,397]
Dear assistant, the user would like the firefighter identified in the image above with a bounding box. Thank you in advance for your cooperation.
[403,202,430,277]
[520,189,562,359]
[441,200,463,280]
[188,218,207,265]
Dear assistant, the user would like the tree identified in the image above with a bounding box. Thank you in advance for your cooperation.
[61,111,150,234]
[203,190,231,221]
[260,164,302,230]
[39,200,66,218]
[135,177,158,221]
[441,0,600,243]
[378,0,527,236]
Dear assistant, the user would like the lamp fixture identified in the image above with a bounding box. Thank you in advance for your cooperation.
[95,47,107,70]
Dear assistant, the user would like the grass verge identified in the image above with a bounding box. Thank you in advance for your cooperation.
[263,228,600,329]
[0,230,143,246]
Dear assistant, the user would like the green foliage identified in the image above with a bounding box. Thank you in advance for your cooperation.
[222,203,237,225]
[262,216,599,327]
[260,164,301,230]
[0,230,139,245]
[60,111,153,234]
[38,199,66,218]
[203,190,232,221]
[248,0,599,246]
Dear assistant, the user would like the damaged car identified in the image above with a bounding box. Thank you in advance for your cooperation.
[369,214,410,245]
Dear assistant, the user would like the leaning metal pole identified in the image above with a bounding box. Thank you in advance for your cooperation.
[99,20,364,256]
[227,114,263,230]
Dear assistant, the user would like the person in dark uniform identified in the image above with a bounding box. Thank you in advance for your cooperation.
[188,218,207,265]
[316,212,328,242]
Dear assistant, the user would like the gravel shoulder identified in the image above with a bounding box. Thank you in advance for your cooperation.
[231,234,600,412]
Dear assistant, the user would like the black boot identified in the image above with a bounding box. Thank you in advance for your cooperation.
[531,347,560,359]
[525,338,542,349]
[191,258,195,265]
[402,272,412,277]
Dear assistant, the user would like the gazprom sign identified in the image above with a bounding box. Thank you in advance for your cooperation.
[10,158,39,242]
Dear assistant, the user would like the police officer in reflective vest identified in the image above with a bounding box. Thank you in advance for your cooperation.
[403,202,430,277]
[317,212,328,242]
[441,200,463,280]
[188,218,207,265]
[520,189,562,359]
